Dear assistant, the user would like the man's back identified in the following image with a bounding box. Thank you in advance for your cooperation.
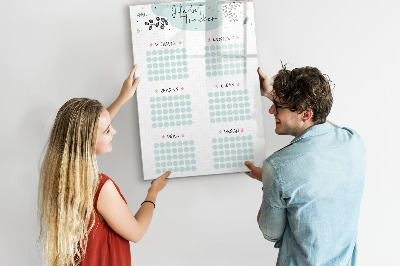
[259,122,365,266]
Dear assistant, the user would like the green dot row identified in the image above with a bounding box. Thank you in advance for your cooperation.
[205,43,245,51]
[148,68,188,75]
[214,161,254,169]
[146,54,188,63]
[214,154,254,163]
[208,90,249,97]
[212,145,254,152]
[156,159,196,168]
[206,69,247,76]
[154,140,195,148]
[147,61,188,69]
[206,62,246,69]
[209,103,250,111]
[155,153,195,160]
[156,166,196,174]
[151,110,193,117]
[148,74,189,82]
[151,95,191,102]
[209,96,249,104]
[150,101,191,108]
[147,48,187,56]
[210,109,251,116]
[210,116,250,123]
[212,135,253,142]
[154,147,195,155]
[205,57,246,64]
[152,120,193,128]
[152,114,192,121]
[205,50,245,57]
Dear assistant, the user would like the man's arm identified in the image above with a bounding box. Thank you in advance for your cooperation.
[107,65,140,122]
[257,160,287,245]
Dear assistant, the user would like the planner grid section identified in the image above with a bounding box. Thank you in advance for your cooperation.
[150,94,193,128]
[205,43,247,77]
[212,135,255,169]
[154,140,196,174]
[208,89,251,123]
[146,48,189,82]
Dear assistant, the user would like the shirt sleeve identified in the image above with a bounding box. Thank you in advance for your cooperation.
[258,159,287,246]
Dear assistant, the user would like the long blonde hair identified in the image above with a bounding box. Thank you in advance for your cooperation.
[38,98,103,265]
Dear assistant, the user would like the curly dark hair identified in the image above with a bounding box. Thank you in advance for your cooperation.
[272,66,333,124]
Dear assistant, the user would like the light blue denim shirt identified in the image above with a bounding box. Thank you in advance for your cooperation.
[258,122,365,266]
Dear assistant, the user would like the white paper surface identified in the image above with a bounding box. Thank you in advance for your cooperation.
[129,0,265,180]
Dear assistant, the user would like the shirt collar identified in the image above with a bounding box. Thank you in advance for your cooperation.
[290,122,334,144]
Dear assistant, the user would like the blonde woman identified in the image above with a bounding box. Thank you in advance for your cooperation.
[38,65,170,266]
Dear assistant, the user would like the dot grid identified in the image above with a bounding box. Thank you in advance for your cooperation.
[146,48,189,82]
[204,43,247,77]
[208,89,251,123]
[154,140,196,174]
[212,135,255,169]
[150,94,193,128]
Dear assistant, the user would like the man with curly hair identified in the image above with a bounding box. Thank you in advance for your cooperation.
[245,66,365,266]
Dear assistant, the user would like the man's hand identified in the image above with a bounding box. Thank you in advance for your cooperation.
[258,67,274,101]
[245,161,262,182]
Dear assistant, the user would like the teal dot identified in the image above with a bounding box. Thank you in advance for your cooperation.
[182,54,187,59]
[216,118,221,123]
[182,48,187,53]
[210,45,215,50]
[146,57,151,62]
[146,51,151,56]
[210,118,215,123]
[205,46,209,51]
[184,74,189,79]
[242,69,247,73]
[172,75,177,79]
[148,77,153,82]
[248,142,253,147]
[152,57,157,62]
[220,163,225,168]
[214,164,219,169]
[206,72,211,77]
[249,155,254,159]
[224,70,229,75]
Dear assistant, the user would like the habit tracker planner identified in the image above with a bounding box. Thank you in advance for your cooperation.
[129,0,265,180]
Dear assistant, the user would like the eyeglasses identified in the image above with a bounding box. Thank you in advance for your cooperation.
[273,100,291,114]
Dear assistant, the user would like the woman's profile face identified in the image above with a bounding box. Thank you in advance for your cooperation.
[96,108,116,155]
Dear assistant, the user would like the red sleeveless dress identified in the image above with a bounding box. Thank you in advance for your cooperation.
[81,173,131,266]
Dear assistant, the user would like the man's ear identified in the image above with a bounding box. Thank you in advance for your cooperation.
[302,109,313,122]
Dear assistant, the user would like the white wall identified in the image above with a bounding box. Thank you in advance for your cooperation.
[1,0,399,265]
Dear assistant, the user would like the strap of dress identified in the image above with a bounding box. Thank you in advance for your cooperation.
[94,173,110,213]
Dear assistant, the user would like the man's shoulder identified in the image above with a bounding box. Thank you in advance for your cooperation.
[266,124,364,167]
